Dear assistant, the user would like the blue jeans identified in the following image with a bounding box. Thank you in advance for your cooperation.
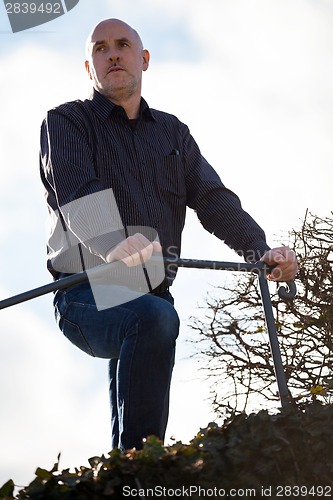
[53,282,180,451]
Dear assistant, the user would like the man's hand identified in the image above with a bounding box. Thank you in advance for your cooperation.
[105,233,162,267]
[260,246,298,282]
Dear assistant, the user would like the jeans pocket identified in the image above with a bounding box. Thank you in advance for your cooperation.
[54,289,95,357]
[61,317,95,357]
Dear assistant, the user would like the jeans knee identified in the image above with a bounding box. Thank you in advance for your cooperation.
[141,295,180,344]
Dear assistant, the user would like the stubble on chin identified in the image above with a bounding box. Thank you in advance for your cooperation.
[96,73,140,103]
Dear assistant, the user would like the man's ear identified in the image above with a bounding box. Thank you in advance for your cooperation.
[142,49,150,72]
[85,60,93,80]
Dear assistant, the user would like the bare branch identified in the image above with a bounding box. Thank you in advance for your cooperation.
[190,211,333,415]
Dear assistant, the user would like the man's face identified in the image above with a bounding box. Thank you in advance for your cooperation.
[85,19,150,102]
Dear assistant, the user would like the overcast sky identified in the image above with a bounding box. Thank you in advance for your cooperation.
[0,0,333,488]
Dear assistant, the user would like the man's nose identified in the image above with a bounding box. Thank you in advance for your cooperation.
[106,47,120,61]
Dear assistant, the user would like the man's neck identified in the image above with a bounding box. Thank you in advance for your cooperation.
[104,91,141,119]
[120,100,141,120]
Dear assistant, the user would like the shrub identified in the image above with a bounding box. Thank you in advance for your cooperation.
[1,402,333,499]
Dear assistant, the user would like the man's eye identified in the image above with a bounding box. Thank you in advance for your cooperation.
[95,46,105,52]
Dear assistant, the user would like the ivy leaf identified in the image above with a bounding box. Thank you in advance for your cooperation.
[35,467,52,481]
[0,479,15,498]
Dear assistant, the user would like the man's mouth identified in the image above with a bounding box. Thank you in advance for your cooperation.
[107,66,124,74]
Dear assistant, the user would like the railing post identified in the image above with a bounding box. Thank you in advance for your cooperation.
[257,271,291,408]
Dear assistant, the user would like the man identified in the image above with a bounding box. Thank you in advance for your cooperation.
[39,18,298,451]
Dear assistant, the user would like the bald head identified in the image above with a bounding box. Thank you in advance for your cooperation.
[84,18,150,117]
[85,18,143,60]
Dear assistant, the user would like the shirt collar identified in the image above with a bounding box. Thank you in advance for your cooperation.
[88,88,156,123]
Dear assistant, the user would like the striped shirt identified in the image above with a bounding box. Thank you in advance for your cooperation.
[40,88,270,284]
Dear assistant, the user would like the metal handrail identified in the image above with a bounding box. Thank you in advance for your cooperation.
[0,258,296,408]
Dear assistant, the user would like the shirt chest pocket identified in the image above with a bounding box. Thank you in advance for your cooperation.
[158,155,186,202]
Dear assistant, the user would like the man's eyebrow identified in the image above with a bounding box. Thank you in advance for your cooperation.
[92,40,106,47]
[92,37,132,47]
[116,37,132,44]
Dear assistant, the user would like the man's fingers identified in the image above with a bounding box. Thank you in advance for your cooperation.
[261,246,298,282]
[268,263,295,282]
[152,240,162,253]
[118,234,162,267]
